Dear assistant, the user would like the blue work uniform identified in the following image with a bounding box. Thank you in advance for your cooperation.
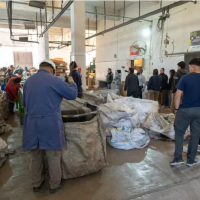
[22,69,77,150]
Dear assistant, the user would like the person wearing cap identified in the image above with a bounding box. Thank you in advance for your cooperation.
[5,76,21,113]
[70,61,83,98]
[22,59,77,194]
[106,68,113,89]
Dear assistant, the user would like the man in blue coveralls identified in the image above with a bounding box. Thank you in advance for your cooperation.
[23,59,77,194]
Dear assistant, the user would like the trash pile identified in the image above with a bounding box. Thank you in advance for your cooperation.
[99,93,189,150]
[0,90,9,119]
[99,96,153,150]
[0,137,8,168]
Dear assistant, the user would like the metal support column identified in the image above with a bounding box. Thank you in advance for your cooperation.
[40,8,42,32]
[123,0,125,23]
[95,7,97,33]
[114,0,115,26]
[104,1,106,31]
[139,0,141,16]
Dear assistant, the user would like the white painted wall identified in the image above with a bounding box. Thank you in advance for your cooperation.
[96,1,200,81]
[50,47,71,65]
[0,31,32,67]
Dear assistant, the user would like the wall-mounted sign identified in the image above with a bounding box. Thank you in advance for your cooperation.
[19,37,28,42]
[189,31,200,52]
[130,45,139,56]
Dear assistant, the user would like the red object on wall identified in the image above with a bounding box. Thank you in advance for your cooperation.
[130,46,139,56]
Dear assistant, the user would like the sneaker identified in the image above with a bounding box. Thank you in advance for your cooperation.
[33,181,45,193]
[49,179,65,194]
[186,159,198,167]
[170,158,185,166]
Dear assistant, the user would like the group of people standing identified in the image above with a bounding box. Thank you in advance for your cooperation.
[106,68,146,99]
[106,61,189,112]
[148,61,188,112]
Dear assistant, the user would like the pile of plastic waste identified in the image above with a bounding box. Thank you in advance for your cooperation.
[99,93,189,150]
[0,90,9,119]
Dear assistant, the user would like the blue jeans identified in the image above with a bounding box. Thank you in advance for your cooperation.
[174,107,200,162]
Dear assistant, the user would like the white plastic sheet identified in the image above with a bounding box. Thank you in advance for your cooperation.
[114,97,159,122]
[107,128,150,150]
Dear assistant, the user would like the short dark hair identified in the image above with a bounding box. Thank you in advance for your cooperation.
[117,70,121,73]
[40,62,53,69]
[177,61,186,69]
[169,69,176,78]
[189,58,200,67]
[129,68,134,74]
[13,77,21,84]
[70,61,77,69]
[161,68,165,71]
[153,69,158,75]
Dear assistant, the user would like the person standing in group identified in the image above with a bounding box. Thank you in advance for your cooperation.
[70,61,83,98]
[114,70,121,94]
[5,76,21,114]
[171,61,189,113]
[137,68,146,99]
[148,69,161,101]
[159,68,168,107]
[23,59,77,194]
[106,68,113,89]
[170,58,200,167]
[124,68,139,98]
[168,69,176,108]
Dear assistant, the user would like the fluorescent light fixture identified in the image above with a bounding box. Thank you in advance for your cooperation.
[29,1,46,9]
[23,22,35,29]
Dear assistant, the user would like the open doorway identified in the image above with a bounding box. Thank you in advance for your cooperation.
[129,58,144,73]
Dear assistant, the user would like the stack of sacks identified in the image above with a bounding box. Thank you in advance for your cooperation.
[29,67,38,73]
[51,59,68,76]
[99,101,150,150]
[108,94,159,122]
[0,90,9,119]
[0,137,7,168]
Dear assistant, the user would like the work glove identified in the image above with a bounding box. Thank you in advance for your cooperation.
[65,76,74,83]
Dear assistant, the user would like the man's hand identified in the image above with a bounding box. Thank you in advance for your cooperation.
[174,89,183,111]
[65,76,74,83]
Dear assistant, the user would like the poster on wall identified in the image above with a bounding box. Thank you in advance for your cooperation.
[189,30,200,52]
[130,45,139,56]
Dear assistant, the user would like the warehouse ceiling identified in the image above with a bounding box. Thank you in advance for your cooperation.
[0,1,138,30]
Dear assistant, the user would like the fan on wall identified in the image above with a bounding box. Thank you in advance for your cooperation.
[131,40,147,56]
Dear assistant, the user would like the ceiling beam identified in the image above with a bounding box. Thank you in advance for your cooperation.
[86,1,192,40]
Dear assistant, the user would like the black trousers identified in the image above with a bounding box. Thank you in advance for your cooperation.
[139,86,143,99]
[127,91,139,98]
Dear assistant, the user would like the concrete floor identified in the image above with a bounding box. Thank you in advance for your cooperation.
[1,112,200,200]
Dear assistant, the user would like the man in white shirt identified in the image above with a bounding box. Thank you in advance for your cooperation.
[137,68,146,99]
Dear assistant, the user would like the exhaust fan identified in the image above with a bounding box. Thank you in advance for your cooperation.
[29,1,46,9]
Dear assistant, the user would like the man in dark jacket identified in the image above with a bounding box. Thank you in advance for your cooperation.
[172,61,189,93]
[171,61,189,113]
[70,61,83,98]
[106,68,113,89]
[124,68,139,98]
[159,68,168,106]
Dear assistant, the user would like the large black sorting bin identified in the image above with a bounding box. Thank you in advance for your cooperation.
[61,98,97,122]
